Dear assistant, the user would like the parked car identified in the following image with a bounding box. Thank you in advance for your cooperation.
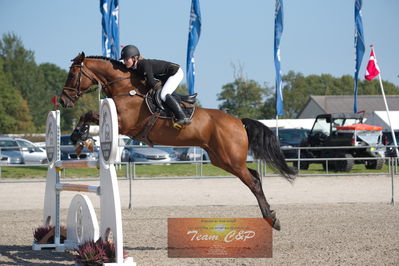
[0,136,47,164]
[299,113,385,171]
[0,154,10,165]
[60,135,99,160]
[177,147,208,161]
[156,146,178,161]
[120,138,140,162]
[118,135,131,162]
[121,139,177,163]
[175,146,254,162]
[271,128,310,159]
[173,147,191,161]
[0,137,23,164]
[15,138,47,164]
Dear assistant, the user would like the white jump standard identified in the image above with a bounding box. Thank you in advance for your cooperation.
[33,99,135,265]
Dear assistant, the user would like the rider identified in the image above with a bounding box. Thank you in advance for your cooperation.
[120,45,191,126]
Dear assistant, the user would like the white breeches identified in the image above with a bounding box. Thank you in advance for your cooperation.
[161,68,184,101]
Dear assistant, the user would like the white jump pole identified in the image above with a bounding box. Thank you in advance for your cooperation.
[34,99,135,265]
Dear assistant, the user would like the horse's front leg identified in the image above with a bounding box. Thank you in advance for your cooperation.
[70,110,100,144]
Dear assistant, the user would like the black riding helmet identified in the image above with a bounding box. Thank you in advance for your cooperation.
[120,45,140,60]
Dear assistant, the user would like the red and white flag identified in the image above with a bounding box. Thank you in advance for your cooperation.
[364,47,380,81]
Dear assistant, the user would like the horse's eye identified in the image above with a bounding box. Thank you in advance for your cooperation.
[67,73,76,81]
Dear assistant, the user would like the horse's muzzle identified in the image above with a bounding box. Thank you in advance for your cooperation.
[59,95,74,108]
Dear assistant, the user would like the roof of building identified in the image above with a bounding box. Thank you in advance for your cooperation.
[259,118,315,130]
[298,95,399,118]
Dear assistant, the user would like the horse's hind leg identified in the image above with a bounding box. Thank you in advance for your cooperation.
[247,168,280,230]
[207,153,280,230]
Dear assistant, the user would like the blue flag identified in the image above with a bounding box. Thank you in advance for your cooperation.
[100,0,120,59]
[354,0,365,113]
[274,0,284,115]
[186,0,202,95]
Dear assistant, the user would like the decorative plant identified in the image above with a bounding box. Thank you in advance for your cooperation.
[75,238,121,265]
[33,226,52,243]
[33,225,66,243]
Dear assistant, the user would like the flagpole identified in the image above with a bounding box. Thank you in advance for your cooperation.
[377,73,399,157]
[276,115,279,137]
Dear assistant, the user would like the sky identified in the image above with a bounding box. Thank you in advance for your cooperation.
[0,0,398,109]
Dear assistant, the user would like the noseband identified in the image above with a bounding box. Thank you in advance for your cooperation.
[62,63,100,103]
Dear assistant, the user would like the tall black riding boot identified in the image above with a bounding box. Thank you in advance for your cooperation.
[165,94,191,126]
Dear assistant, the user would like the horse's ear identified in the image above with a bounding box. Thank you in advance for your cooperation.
[72,52,85,63]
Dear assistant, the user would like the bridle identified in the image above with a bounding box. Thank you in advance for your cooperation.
[62,62,131,103]
[62,63,100,103]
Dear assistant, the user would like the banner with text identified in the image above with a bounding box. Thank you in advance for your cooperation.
[168,218,272,258]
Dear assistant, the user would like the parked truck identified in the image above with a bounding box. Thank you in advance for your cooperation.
[297,113,386,172]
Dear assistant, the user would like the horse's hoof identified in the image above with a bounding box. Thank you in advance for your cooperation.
[273,218,281,231]
[265,211,280,230]
[83,138,95,152]
[74,142,84,157]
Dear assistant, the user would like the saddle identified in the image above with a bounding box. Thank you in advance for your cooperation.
[145,88,197,119]
[133,88,197,146]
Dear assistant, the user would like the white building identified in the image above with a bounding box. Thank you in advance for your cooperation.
[365,111,399,131]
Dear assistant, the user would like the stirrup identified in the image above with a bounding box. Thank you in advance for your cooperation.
[173,122,184,129]
[172,118,191,129]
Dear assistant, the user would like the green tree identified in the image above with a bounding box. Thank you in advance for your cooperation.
[217,77,268,119]
[0,32,47,129]
[218,65,270,118]
[60,92,100,132]
[0,57,34,133]
[0,33,90,132]
[37,59,99,133]
[36,63,68,131]
[39,63,67,96]
[262,71,399,119]
[0,33,41,98]
[358,78,399,95]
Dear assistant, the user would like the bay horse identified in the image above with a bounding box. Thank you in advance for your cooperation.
[59,52,296,230]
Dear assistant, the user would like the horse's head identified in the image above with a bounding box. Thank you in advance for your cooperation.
[59,52,99,108]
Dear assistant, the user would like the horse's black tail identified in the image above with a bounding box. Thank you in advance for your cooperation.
[242,118,296,182]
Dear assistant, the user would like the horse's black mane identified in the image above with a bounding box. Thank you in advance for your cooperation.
[86,56,126,69]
